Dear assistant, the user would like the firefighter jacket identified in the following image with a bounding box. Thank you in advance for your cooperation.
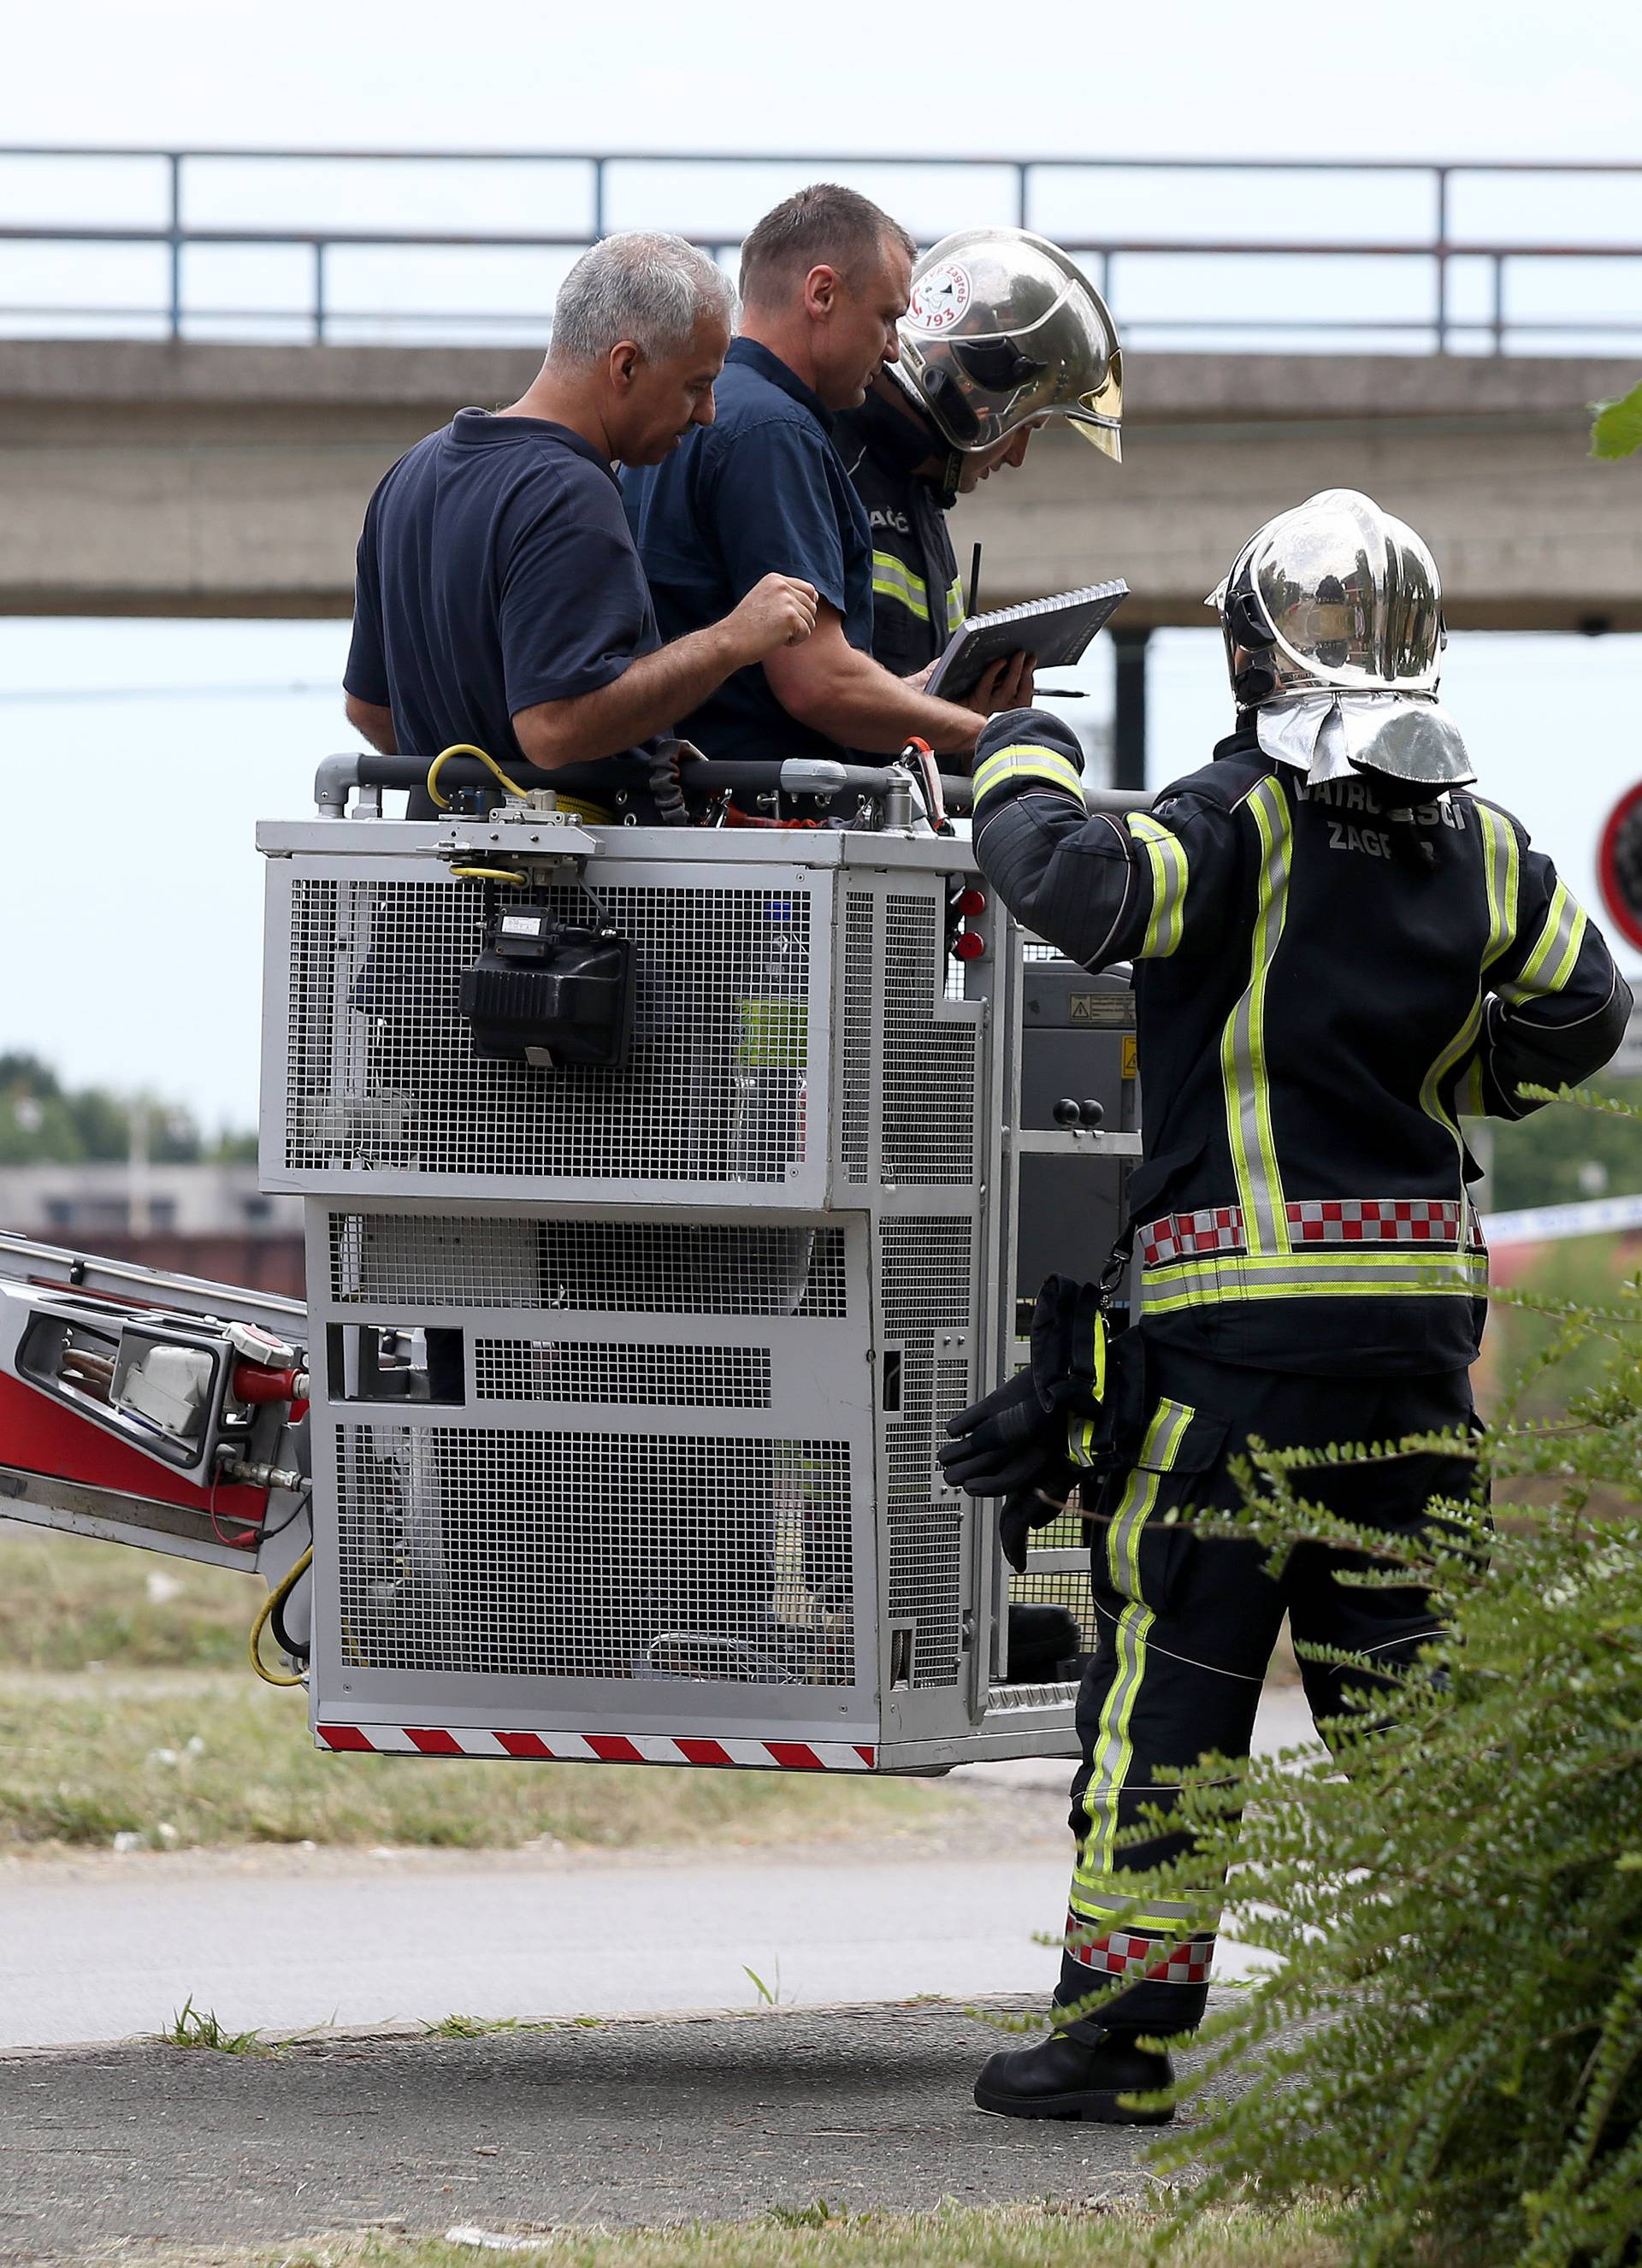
[834,392,965,677]
[971,709,1633,1376]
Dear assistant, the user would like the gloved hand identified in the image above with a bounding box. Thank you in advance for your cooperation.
[999,1461,1080,1576]
[937,1274,1107,1500]
[937,1368,1063,1497]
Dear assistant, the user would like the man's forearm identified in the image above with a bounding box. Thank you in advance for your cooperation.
[776,647,981,758]
[516,625,745,769]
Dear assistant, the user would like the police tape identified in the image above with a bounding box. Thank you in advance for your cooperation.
[1480,1191,1642,1246]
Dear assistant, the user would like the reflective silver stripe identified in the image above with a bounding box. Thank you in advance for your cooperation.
[1076,1599,1152,1881]
[1107,1399,1193,1598]
[871,551,930,619]
[1142,1248,1487,1315]
[972,743,1083,803]
[1220,776,1293,1255]
[1480,801,1520,972]
[945,577,966,633]
[1125,814,1190,958]
[1499,879,1588,1003]
[1069,1889,1204,1928]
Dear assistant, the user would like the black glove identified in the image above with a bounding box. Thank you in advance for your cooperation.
[998,1461,1080,1576]
[936,1369,1063,1497]
[937,1274,1107,1500]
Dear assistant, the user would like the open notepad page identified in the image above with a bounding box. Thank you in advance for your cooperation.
[925,578,1129,703]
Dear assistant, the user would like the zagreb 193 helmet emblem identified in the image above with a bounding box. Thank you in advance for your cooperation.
[908,261,972,333]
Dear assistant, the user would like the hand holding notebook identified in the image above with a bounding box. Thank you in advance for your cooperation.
[925,579,1129,704]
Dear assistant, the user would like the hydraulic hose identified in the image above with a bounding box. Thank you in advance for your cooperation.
[249,1547,312,1689]
[426,742,529,811]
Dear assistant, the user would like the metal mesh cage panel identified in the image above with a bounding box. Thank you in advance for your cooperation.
[328,1216,848,1320]
[286,878,814,1184]
[285,879,340,1171]
[473,1340,772,1409]
[887,1510,964,1688]
[334,1424,855,1685]
[879,1219,973,1689]
[841,892,874,1184]
[882,897,978,1185]
[1010,1501,1096,1651]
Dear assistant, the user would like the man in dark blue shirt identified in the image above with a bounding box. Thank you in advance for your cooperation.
[621,186,1024,768]
[345,231,816,816]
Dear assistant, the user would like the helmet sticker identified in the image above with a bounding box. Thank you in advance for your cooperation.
[909,262,972,333]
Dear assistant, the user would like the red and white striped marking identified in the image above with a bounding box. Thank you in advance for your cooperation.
[316,1725,877,1771]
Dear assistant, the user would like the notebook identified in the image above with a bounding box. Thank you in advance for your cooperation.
[925,578,1130,702]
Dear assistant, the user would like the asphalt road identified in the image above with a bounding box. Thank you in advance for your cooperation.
[0,1995,1226,2265]
[0,1692,1306,2052]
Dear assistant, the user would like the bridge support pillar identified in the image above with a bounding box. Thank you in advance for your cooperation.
[1113,626,1149,791]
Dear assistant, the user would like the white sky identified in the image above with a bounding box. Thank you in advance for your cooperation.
[1,1,1640,1129]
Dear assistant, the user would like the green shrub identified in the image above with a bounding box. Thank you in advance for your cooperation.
[1062,1096,1642,2267]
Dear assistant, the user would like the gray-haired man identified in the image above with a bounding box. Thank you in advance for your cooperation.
[345,230,816,818]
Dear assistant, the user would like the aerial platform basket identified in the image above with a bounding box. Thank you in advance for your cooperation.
[0,762,1140,1781]
[251,777,1138,1776]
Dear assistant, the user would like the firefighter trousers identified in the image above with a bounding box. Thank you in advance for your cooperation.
[1055,1344,1481,2038]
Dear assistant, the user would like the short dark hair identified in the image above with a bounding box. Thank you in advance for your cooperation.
[739,184,916,304]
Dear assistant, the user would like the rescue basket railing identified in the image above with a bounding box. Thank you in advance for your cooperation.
[310,750,1155,821]
[2,146,1639,352]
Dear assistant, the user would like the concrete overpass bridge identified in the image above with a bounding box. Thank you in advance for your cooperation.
[1,145,1639,777]
[1,338,1634,637]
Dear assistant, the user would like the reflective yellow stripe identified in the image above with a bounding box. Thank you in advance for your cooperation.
[1077,1601,1152,1883]
[1066,1312,1109,1469]
[972,742,1083,804]
[1075,1397,1194,1893]
[1125,813,1190,958]
[1462,1058,1486,1115]
[1220,777,1293,1255]
[1500,877,1589,1004]
[945,576,966,634]
[1068,1890,1205,1932]
[1141,1248,1487,1315]
[1480,801,1521,972]
[871,550,930,620]
[1107,1400,1193,1598]
[1423,804,1520,1151]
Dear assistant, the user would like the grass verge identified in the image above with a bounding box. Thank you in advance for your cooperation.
[0,1669,954,1853]
[0,1523,255,1671]
[195,2202,1345,2268]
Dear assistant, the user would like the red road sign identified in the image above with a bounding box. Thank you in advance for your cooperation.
[1598,783,1642,952]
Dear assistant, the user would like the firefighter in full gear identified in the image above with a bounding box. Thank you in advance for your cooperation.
[834,227,1123,678]
[942,488,1634,2124]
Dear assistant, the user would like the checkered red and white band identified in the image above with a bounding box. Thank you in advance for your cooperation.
[316,1726,877,1770]
[1140,1197,1477,1269]
[1064,1916,1216,1987]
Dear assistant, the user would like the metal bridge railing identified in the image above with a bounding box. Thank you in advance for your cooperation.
[1,145,1639,352]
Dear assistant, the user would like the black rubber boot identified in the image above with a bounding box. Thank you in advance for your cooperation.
[972,2028,1175,2124]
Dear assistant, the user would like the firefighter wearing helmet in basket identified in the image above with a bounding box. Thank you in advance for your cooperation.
[835,227,1123,682]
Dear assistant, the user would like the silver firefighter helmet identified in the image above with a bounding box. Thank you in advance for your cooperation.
[888,227,1123,461]
[1206,488,1472,788]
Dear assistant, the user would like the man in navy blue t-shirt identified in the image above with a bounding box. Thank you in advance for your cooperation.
[345,232,817,816]
[622,186,1028,768]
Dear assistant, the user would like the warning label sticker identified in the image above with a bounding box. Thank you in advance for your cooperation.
[1067,992,1136,1029]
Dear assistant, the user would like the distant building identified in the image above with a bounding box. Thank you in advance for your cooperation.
[0,1163,304,1301]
